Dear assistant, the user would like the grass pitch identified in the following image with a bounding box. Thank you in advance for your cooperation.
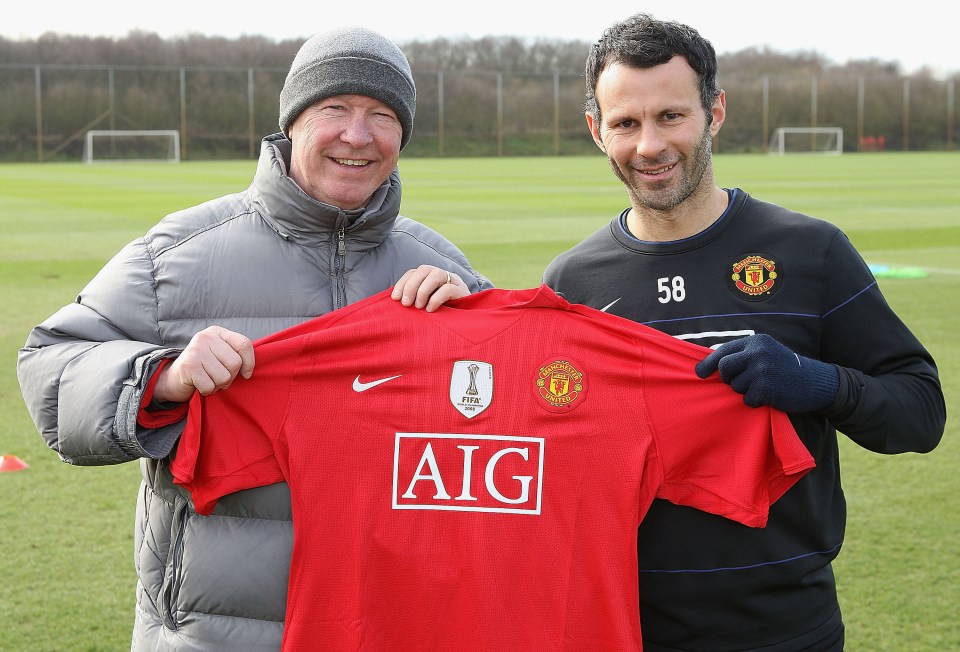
[1,152,958,650]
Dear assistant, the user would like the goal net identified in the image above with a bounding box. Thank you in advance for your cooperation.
[83,130,181,163]
[768,127,843,156]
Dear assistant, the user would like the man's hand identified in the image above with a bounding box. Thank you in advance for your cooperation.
[153,326,255,403]
[695,333,839,413]
[391,264,470,312]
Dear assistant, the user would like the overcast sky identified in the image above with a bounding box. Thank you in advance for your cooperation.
[4,1,956,77]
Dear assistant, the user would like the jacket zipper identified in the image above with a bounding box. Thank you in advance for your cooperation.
[334,223,346,309]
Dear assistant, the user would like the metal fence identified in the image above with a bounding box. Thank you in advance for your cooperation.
[0,63,956,161]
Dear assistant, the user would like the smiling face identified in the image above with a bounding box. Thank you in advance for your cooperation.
[587,56,725,216]
[287,94,403,210]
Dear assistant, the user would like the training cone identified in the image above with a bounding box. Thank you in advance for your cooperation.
[0,454,29,472]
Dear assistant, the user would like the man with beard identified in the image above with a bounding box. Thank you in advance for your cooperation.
[539,12,945,652]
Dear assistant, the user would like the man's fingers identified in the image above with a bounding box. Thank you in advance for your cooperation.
[391,265,436,306]
[695,348,723,378]
[161,327,255,399]
[448,271,468,292]
[391,265,466,310]
[216,328,255,379]
[391,268,420,304]
[200,329,255,391]
[423,282,470,312]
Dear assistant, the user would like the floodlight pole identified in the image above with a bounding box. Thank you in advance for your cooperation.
[179,68,188,161]
[553,72,560,156]
[248,68,256,160]
[762,76,769,152]
[108,67,115,132]
[948,79,955,150]
[34,65,42,162]
[857,78,865,151]
[497,73,503,157]
[903,79,910,151]
[811,76,818,151]
[438,71,445,157]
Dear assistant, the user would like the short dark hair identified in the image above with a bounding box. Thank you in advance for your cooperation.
[584,13,721,123]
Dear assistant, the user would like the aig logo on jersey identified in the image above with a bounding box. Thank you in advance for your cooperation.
[450,360,493,418]
[393,433,544,514]
[727,253,782,301]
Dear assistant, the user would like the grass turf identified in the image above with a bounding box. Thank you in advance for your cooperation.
[1,152,958,650]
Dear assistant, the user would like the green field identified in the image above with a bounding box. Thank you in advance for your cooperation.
[1,152,958,650]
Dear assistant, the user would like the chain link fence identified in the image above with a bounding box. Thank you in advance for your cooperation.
[1,63,956,161]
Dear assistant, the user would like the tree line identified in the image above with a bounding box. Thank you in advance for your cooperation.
[1,31,955,160]
[0,31,596,72]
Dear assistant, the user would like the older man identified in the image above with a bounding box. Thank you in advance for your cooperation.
[18,26,490,650]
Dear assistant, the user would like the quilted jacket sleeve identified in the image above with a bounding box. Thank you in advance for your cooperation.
[17,238,183,465]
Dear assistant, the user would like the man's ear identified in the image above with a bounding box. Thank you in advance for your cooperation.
[585,113,605,152]
[709,89,726,137]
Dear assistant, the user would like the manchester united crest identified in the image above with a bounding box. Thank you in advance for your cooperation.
[534,358,587,412]
[727,254,782,301]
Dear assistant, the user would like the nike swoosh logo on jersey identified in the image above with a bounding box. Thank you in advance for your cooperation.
[352,375,402,392]
[599,298,621,312]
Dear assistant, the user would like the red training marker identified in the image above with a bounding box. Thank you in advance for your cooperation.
[0,454,29,472]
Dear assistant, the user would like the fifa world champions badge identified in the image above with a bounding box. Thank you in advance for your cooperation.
[534,358,587,412]
[450,360,493,418]
[727,253,782,301]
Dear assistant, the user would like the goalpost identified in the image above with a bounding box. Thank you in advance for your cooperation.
[83,130,181,163]
[768,127,843,156]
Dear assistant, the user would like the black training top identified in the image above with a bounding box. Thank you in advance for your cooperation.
[543,188,945,651]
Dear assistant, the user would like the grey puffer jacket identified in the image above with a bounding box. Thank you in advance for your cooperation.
[17,133,492,651]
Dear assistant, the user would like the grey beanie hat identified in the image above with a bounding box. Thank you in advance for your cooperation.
[279,26,416,150]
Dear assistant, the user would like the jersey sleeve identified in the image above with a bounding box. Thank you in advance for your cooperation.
[170,336,302,515]
[637,331,815,528]
[818,230,944,454]
[170,292,394,515]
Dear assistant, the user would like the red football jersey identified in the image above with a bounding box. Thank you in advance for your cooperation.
[171,285,814,651]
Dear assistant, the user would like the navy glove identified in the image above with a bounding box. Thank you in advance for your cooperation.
[695,333,839,413]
